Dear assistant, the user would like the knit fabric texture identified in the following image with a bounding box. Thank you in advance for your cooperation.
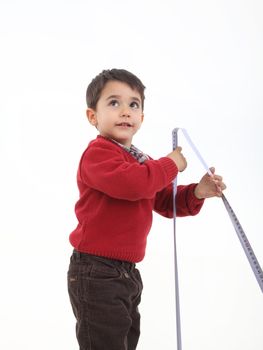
[69,135,204,262]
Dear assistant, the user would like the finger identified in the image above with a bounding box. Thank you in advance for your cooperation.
[213,175,223,181]
[209,167,215,174]
[212,179,222,193]
[215,181,227,193]
[220,182,227,190]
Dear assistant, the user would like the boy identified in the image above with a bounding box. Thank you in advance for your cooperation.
[67,69,226,350]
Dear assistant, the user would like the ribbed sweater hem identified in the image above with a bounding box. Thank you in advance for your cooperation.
[73,247,145,263]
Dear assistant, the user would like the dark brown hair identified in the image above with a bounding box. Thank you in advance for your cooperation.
[86,69,145,110]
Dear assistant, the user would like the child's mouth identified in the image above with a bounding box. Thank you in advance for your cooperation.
[116,122,132,127]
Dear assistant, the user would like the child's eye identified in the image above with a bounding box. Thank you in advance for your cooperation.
[109,99,119,107]
[130,101,140,109]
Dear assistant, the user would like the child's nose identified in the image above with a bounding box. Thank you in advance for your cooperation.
[120,105,130,117]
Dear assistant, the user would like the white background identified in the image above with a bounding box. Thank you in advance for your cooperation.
[0,0,263,349]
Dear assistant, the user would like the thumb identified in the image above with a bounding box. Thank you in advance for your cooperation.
[209,167,215,175]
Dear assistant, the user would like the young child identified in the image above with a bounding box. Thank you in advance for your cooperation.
[67,68,226,350]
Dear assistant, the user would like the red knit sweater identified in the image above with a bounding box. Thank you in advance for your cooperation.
[69,136,204,262]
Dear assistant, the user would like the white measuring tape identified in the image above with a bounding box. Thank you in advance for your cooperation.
[172,128,263,350]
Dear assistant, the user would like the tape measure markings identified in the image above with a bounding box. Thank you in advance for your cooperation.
[173,127,263,292]
[172,128,182,350]
[172,127,263,350]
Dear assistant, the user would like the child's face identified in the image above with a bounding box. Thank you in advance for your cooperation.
[86,81,144,147]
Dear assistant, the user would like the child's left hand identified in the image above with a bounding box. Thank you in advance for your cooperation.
[194,167,226,199]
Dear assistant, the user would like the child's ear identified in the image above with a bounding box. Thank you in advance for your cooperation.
[86,108,97,127]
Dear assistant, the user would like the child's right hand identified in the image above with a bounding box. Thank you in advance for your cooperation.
[166,147,187,172]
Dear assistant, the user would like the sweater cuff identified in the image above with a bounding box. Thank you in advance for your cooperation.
[158,157,179,183]
[187,183,205,215]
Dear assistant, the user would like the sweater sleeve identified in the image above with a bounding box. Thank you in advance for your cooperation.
[78,141,178,201]
[154,183,205,218]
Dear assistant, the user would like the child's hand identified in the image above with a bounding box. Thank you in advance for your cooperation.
[194,167,226,199]
[166,147,187,172]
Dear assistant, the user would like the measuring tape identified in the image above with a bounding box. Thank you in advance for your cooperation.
[172,128,263,350]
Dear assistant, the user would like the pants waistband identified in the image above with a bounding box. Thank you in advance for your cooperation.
[72,249,136,271]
